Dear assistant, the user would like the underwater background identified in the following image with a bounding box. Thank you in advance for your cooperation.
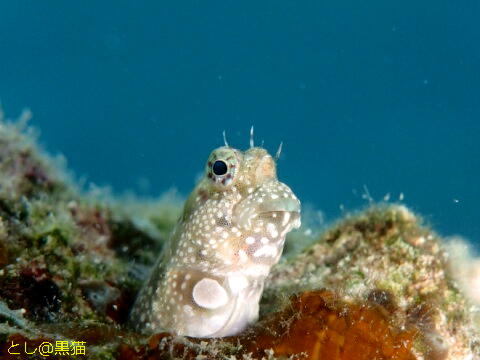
[0,1,478,245]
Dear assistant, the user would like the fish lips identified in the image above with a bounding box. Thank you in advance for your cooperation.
[234,195,301,230]
[257,197,301,215]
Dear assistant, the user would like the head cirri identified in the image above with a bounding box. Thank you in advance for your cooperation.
[130,144,301,338]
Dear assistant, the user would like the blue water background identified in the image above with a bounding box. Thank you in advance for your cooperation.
[0,2,479,245]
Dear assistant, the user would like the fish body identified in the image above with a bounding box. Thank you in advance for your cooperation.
[130,146,301,337]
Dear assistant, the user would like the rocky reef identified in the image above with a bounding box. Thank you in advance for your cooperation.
[0,111,478,359]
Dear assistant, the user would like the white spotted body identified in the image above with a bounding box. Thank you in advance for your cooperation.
[130,145,301,337]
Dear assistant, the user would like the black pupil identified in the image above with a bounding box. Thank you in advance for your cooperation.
[212,160,228,176]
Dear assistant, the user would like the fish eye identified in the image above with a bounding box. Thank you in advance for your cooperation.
[206,147,241,187]
[212,160,228,175]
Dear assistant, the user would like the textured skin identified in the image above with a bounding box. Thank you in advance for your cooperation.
[130,146,301,337]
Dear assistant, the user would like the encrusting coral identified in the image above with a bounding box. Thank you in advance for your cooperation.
[0,110,478,359]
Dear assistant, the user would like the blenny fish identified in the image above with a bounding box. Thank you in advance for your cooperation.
[130,139,301,337]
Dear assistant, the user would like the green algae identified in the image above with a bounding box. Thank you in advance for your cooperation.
[0,111,175,358]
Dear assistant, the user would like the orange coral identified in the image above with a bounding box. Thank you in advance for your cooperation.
[241,290,417,360]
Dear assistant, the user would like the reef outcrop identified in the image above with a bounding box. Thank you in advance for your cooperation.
[0,112,478,359]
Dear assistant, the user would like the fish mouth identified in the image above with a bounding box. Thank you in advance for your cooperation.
[233,192,301,230]
[257,197,301,230]
[257,197,301,215]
